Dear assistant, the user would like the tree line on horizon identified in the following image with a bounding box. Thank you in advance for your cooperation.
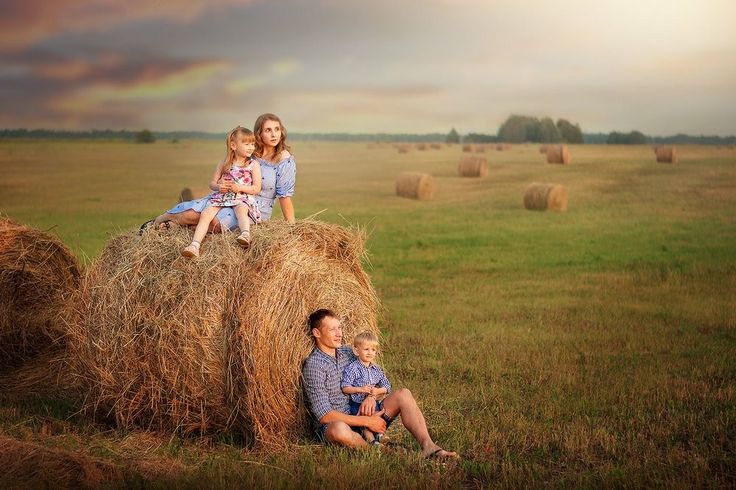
[1,123,734,145]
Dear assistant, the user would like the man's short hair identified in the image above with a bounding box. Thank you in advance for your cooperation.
[353,331,379,347]
[308,308,337,334]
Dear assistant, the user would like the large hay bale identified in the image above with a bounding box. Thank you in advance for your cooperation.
[546,145,570,164]
[457,156,488,177]
[523,183,568,211]
[655,146,677,163]
[67,220,379,444]
[178,187,211,203]
[0,218,81,370]
[395,172,435,200]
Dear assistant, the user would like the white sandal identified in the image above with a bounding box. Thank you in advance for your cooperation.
[236,231,251,249]
[181,241,200,258]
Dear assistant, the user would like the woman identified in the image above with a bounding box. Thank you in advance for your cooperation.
[151,113,296,231]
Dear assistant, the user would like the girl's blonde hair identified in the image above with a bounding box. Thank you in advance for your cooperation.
[253,113,292,161]
[219,126,255,176]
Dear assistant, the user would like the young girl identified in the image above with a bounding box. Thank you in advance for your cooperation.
[182,126,261,258]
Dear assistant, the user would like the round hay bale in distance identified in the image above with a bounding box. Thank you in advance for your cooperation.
[546,145,570,164]
[462,144,473,152]
[523,183,568,211]
[457,156,488,178]
[0,218,81,369]
[655,146,677,163]
[67,220,379,444]
[395,172,435,200]
[539,145,548,153]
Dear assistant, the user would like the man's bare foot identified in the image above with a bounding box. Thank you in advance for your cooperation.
[422,446,459,459]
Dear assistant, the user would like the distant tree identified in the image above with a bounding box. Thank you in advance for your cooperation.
[556,119,584,143]
[539,117,562,143]
[607,130,648,145]
[446,128,460,144]
[134,129,155,143]
[498,115,536,143]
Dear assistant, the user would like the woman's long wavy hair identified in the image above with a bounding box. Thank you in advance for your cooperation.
[253,113,291,162]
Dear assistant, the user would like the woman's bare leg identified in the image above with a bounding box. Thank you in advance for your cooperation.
[380,388,458,458]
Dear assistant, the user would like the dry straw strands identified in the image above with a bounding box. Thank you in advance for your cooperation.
[524,183,568,211]
[655,146,678,163]
[457,156,489,178]
[67,220,379,444]
[0,218,81,370]
[178,187,211,203]
[546,145,570,164]
[395,172,435,200]
[0,436,119,488]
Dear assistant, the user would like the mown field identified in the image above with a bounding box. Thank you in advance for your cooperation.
[1,139,735,488]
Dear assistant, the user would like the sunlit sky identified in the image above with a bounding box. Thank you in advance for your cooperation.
[1,0,734,135]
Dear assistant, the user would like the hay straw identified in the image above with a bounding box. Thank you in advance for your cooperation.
[655,146,677,163]
[0,436,119,488]
[67,219,379,444]
[546,145,570,164]
[457,156,488,178]
[0,218,81,371]
[523,183,568,211]
[395,172,435,200]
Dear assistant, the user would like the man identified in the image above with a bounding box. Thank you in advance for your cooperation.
[302,309,458,458]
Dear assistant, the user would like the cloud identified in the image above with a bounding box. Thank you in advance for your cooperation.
[0,0,254,53]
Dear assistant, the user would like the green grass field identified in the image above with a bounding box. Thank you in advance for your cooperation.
[1,140,735,488]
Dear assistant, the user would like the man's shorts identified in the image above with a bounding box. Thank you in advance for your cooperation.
[316,402,394,442]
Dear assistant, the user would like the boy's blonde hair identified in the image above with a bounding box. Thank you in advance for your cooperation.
[353,331,379,347]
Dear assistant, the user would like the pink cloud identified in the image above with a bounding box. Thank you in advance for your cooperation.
[0,0,254,52]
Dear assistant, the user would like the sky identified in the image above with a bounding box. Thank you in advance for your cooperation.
[1,0,734,135]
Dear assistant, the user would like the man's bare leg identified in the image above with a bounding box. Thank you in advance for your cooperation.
[380,388,458,458]
[324,421,368,448]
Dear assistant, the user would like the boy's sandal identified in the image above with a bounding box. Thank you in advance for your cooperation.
[181,242,200,258]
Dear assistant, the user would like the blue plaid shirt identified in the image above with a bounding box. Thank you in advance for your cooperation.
[340,360,392,404]
[302,346,356,424]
